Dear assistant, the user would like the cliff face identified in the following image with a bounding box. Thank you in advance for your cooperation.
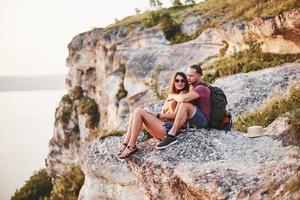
[46,8,300,200]
[64,8,300,133]
[77,64,300,200]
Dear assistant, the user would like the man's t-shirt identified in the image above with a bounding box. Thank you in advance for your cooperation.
[192,83,211,120]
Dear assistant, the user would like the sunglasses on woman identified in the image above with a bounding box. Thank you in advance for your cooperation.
[175,79,186,83]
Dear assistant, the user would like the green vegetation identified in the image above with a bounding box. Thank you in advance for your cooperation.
[203,43,300,83]
[110,0,300,44]
[285,166,300,199]
[235,84,300,132]
[85,129,127,141]
[142,9,193,44]
[55,94,73,128]
[11,166,85,200]
[219,40,229,57]
[55,93,100,129]
[48,165,84,200]
[78,97,100,128]
[116,64,128,101]
[11,169,53,200]
[101,129,127,139]
[146,66,168,100]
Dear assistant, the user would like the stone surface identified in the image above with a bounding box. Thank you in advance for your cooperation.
[46,7,300,200]
[214,63,300,118]
[78,129,300,200]
[78,137,146,200]
[218,8,300,55]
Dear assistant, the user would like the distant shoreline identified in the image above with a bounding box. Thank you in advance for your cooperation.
[0,75,66,91]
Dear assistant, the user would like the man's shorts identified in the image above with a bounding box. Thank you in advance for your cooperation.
[188,106,208,128]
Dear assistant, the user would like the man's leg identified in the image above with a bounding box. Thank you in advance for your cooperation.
[156,103,196,149]
[168,102,196,136]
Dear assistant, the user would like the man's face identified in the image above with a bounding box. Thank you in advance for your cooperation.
[186,68,201,85]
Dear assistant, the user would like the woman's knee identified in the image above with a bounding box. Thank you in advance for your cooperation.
[133,106,144,115]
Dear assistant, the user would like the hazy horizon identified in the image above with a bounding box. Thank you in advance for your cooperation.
[0,0,155,76]
[0,74,66,91]
[0,90,66,199]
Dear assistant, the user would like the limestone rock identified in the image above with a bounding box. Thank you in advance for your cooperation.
[214,63,300,118]
[79,130,300,200]
[218,8,300,54]
[78,137,146,200]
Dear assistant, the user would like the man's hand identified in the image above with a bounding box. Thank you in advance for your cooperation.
[171,91,200,103]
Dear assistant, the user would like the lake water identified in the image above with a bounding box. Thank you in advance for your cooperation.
[0,90,66,200]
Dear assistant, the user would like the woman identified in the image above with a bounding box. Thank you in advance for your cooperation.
[117,72,189,159]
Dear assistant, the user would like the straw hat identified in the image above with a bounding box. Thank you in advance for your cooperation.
[244,126,264,138]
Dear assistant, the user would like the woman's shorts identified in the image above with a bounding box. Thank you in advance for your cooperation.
[163,122,188,134]
[163,122,173,134]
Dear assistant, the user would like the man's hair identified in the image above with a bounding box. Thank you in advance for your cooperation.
[189,64,202,76]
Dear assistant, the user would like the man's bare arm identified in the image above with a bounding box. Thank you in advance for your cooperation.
[170,91,200,103]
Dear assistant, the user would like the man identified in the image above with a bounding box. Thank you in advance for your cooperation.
[156,64,211,149]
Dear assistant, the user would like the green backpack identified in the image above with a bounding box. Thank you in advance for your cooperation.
[197,82,232,131]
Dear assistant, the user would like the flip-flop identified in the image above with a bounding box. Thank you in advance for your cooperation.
[118,146,137,159]
[116,143,127,156]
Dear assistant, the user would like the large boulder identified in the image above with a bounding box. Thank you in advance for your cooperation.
[79,129,300,200]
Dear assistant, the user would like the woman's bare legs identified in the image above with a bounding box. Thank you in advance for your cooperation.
[119,107,165,158]
[122,108,138,144]
[127,107,165,147]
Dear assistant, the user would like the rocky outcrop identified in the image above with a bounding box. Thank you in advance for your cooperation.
[78,137,146,200]
[218,8,300,54]
[214,63,300,118]
[65,25,223,133]
[79,129,300,200]
[76,62,299,200]
[63,8,300,134]
[186,8,300,55]
[46,6,300,200]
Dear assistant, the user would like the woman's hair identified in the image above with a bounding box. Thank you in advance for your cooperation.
[169,72,189,94]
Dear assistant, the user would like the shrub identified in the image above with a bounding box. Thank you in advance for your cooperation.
[205,43,300,83]
[11,169,53,200]
[146,66,168,100]
[235,83,300,132]
[219,40,229,57]
[77,97,100,128]
[110,0,300,45]
[55,94,73,127]
[49,165,84,200]
[116,64,128,101]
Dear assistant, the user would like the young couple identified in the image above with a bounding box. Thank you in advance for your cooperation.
[117,64,211,159]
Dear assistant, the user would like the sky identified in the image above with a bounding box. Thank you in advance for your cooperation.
[0,0,172,76]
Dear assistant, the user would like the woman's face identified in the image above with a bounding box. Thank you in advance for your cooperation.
[174,75,187,91]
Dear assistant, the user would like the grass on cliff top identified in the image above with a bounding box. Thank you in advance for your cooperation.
[234,83,300,133]
[203,43,300,83]
[108,0,300,44]
[113,0,300,27]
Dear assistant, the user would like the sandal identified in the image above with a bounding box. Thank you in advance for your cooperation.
[116,143,127,156]
[118,145,137,159]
